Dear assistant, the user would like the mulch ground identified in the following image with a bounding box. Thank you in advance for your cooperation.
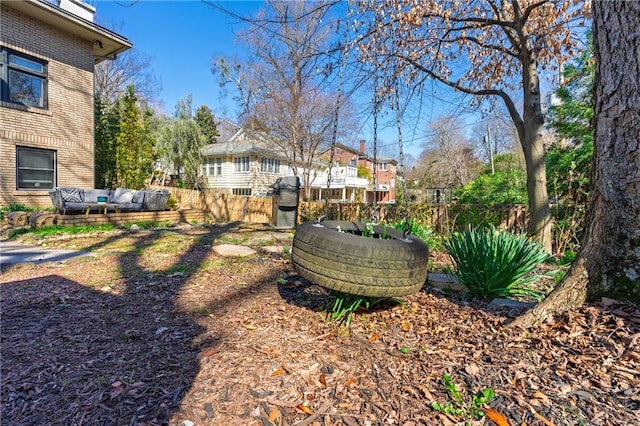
[1,223,639,426]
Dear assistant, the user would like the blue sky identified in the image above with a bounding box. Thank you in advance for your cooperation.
[94,0,261,118]
[92,1,474,159]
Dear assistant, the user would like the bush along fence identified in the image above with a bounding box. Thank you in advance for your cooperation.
[159,186,528,236]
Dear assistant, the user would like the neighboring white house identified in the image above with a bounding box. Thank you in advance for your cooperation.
[200,123,371,200]
[306,164,370,202]
[201,127,296,196]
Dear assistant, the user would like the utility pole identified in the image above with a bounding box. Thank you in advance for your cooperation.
[484,125,495,174]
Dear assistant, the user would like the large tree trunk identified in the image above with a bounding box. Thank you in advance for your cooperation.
[511,0,640,328]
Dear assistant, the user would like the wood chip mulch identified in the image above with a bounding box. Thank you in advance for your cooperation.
[1,224,639,426]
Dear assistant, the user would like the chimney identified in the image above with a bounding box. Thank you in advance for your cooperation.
[58,0,96,22]
[359,140,366,154]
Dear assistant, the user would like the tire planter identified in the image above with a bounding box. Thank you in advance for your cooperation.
[291,220,430,297]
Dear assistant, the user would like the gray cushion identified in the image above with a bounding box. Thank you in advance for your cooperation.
[59,188,82,203]
[118,202,143,211]
[111,187,134,204]
[64,202,90,211]
[132,190,145,203]
[84,189,111,203]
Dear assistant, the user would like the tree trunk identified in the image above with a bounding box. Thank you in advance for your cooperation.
[510,0,640,328]
[522,48,553,253]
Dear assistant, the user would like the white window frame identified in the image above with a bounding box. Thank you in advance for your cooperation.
[203,157,223,176]
[260,157,281,174]
[233,156,250,173]
[378,162,388,171]
[16,146,56,190]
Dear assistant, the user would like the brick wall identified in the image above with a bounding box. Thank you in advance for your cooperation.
[54,210,207,227]
[0,4,95,208]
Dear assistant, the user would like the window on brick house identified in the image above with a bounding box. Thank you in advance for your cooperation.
[1,48,48,108]
[378,162,388,171]
[16,146,56,190]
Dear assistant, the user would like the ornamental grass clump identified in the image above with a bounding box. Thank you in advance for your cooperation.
[444,227,551,301]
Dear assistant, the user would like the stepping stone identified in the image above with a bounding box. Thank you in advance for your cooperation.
[212,244,257,257]
[488,298,534,311]
[259,245,287,254]
[427,273,467,292]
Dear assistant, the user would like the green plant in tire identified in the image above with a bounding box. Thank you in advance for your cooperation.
[389,220,440,249]
[444,227,551,301]
[329,291,402,327]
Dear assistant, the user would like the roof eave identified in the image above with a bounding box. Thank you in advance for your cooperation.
[7,0,132,64]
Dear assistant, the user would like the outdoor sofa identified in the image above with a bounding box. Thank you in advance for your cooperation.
[49,187,170,215]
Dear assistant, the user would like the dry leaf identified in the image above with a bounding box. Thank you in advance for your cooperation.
[319,373,327,387]
[109,382,124,400]
[344,377,357,387]
[272,367,284,376]
[268,408,281,422]
[483,407,511,426]
[533,412,556,426]
[464,363,480,377]
[532,391,550,403]
[368,333,381,342]
[401,321,411,332]
[296,404,313,415]
[200,348,219,358]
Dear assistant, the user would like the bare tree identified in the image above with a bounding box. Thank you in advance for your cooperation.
[511,0,640,327]
[95,49,161,105]
[418,115,479,187]
[353,0,589,252]
[211,1,351,199]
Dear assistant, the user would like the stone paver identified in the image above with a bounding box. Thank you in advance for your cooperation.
[212,244,257,257]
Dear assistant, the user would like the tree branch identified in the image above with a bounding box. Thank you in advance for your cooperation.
[396,53,524,138]
[522,0,550,23]
[444,34,520,58]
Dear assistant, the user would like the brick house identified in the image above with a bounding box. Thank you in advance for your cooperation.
[0,0,131,207]
[319,140,398,203]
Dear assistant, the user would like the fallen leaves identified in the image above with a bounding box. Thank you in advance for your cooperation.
[319,373,327,387]
[344,377,357,387]
[2,226,639,426]
[484,407,511,426]
[295,403,313,415]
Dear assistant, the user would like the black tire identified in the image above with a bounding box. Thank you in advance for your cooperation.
[291,220,429,297]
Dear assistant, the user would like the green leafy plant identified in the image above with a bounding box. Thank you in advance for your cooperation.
[329,291,401,327]
[388,220,441,249]
[431,373,495,421]
[444,227,551,301]
[336,223,391,239]
[0,203,39,221]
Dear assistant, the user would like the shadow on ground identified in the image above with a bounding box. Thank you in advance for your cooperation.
[0,222,285,424]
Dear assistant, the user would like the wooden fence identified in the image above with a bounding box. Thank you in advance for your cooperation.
[156,187,529,234]
[153,186,273,224]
